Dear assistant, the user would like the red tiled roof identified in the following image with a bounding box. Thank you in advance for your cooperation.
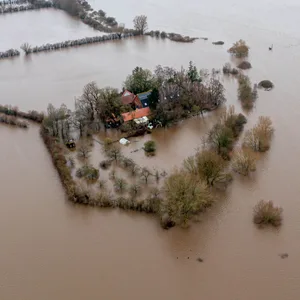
[122,107,151,122]
[121,90,136,105]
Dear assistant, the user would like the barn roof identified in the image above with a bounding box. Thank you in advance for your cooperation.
[121,107,151,122]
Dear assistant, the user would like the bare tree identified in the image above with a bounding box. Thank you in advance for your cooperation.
[133,15,148,35]
[20,43,32,55]
[114,177,128,194]
[77,140,91,161]
[129,184,141,197]
[106,145,121,161]
[140,167,152,184]
[76,82,100,123]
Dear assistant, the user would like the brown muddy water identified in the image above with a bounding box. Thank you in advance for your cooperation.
[1,1,300,299]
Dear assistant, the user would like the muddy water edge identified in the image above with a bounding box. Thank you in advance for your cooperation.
[1,1,300,299]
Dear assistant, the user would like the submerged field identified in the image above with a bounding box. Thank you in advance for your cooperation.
[1,0,300,299]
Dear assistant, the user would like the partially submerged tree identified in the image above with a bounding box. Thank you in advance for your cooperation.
[129,184,141,197]
[187,150,229,186]
[133,15,148,34]
[77,140,91,161]
[20,42,32,55]
[238,75,257,109]
[243,116,274,152]
[232,149,256,176]
[161,170,212,226]
[76,165,99,181]
[221,105,247,137]
[106,145,121,161]
[95,87,123,123]
[43,103,71,140]
[207,123,234,157]
[228,39,250,57]
[114,177,128,194]
[124,66,156,94]
[187,61,201,83]
[253,200,283,227]
[140,167,152,184]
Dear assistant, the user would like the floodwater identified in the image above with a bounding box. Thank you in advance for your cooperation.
[1,1,300,299]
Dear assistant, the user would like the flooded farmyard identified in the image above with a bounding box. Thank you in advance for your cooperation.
[1,0,300,299]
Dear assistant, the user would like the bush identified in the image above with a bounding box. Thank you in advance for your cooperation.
[76,165,99,181]
[232,149,256,176]
[99,160,112,170]
[0,114,28,128]
[237,61,252,70]
[253,200,283,226]
[223,63,239,75]
[144,140,156,154]
[238,75,257,109]
[228,39,249,57]
[98,180,106,189]
[243,116,274,152]
[67,156,75,168]
[160,31,167,38]
[212,41,224,45]
[258,80,274,90]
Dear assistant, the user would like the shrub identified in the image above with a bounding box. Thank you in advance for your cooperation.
[237,61,252,70]
[109,170,116,180]
[223,63,232,74]
[232,149,256,176]
[99,180,106,189]
[103,137,113,148]
[160,31,167,38]
[238,75,257,109]
[67,156,75,168]
[0,114,29,128]
[76,165,99,181]
[99,160,112,170]
[212,41,224,45]
[144,140,156,154]
[258,80,274,90]
[94,192,115,208]
[228,39,249,57]
[161,170,212,226]
[253,200,283,227]
[243,116,274,152]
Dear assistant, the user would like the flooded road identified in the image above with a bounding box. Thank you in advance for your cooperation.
[1,1,300,299]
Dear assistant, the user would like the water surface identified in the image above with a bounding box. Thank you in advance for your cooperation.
[1,1,300,299]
